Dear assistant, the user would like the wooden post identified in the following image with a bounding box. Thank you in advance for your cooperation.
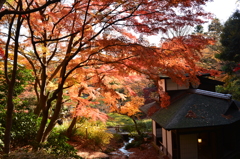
[85,127,88,138]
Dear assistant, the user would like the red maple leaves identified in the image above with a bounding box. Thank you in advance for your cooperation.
[233,64,240,72]
[0,47,5,59]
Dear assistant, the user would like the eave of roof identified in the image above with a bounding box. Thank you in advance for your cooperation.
[140,90,240,130]
[160,73,211,79]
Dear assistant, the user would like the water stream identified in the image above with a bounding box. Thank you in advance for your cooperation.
[118,137,134,156]
[110,137,134,157]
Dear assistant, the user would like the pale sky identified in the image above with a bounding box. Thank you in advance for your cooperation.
[204,0,240,25]
[148,0,240,43]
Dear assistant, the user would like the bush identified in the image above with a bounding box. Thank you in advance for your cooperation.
[136,120,152,133]
[121,119,152,135]
[43,131,80,159]
[1,149,80,159]
[75,121,113,150]
[0,123,4,151]
[125,139,143,150]
[11,112,40,147]
[121,124,135,134]
[0,110,40,148]
[88,128,113,150]
[106,113,134,127]
[112,133,123,143]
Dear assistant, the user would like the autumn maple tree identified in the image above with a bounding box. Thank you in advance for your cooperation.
[0,0,217,154]
[0,0,60,154]
[110,77,148,135]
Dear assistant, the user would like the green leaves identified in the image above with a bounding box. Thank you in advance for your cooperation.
[0,66,34,106]
[217,10,240,73]
[11,112,39,147]
[43,131,81,158]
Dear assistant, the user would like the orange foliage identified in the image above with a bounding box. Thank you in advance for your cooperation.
[118,96,144,117]
[0,0,216,124]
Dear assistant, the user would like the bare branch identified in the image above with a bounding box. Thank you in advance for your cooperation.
[0,0,60,20]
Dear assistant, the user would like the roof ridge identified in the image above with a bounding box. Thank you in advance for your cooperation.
[188,89,232,100]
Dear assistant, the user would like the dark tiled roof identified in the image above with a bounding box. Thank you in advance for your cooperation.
[140,89,240,130]
[160,73,212,79]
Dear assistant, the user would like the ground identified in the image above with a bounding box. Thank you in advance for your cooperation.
[68,136,161,159]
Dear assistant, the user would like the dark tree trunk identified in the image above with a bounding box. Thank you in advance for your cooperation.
[66,117,77,138]
[34,108,49,149]
[131,116,142,136]
[3,4,22,154]
[41,93,63,143]
[3,90,14,154]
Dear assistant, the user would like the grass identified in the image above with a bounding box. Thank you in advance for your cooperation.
[106,113,134,127]
[106,113,152,133]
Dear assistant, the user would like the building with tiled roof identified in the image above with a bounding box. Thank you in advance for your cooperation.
[140,75,240,159]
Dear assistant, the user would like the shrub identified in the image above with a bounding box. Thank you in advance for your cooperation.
[88,128,113,150]
[113,133,123,143]
[0,123,4,151]
[53,121,70,135]
[1,149,80,159]
[106,113,134,127]
[75,120,113,150]
[0,106,5,151]
[43,131,80,159]
[121,119,152,135]
[11,112,40,147]
[0,110,40,148]
[125,139,143,150]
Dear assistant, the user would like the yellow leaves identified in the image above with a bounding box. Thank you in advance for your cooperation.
[46,81,58,92]
[36,44,51,56]
[118,96,144,116]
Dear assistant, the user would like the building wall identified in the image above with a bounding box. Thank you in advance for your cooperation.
[162,128,167,154]
[167,130,173,158]
[152,120,157,144]
[180,134,198,159]
[158,78,189,91]
[162,128,173,159]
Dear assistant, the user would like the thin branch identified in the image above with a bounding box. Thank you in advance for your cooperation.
[0,0,60,20]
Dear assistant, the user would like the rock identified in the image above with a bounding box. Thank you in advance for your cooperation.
[88,152,109,159]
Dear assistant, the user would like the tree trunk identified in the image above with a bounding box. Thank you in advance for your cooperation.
[34,108,49,149]
[3,5,22,154]
[41,89,63,143]
[131,117,142,136]
[34,91,48,150]
[66,117,77,138]
[3,90,14,154]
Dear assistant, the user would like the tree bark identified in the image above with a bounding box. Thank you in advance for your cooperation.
[3,87,14,154]
[66,117,77,138]
[3,3,22,154]
[34,108,49,149]
[131,116,142,136]
[41,88,63,143]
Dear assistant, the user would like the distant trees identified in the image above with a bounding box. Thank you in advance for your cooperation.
[208,18,223,36]
[196,18,223,71]
[214,10,240,100]
[194,25,204,34]
[216,10,240,73]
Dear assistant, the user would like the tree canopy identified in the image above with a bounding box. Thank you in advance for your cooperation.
[197,18,223,71]
[0,0,216,154]
[216,10,240,73]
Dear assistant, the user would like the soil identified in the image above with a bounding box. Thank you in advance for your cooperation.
[68,136,161,159]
